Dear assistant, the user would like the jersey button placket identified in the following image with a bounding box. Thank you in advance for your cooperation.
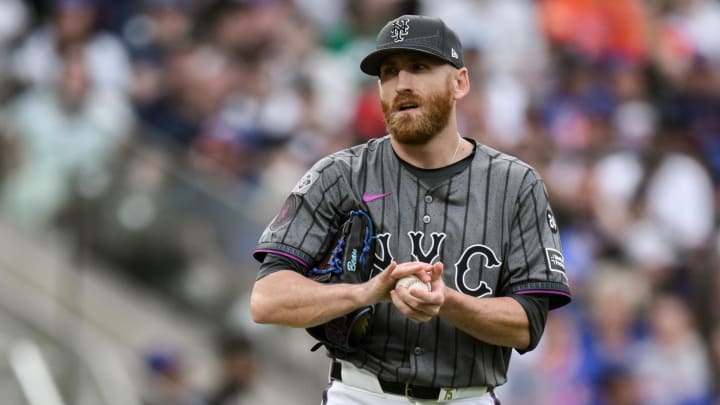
[423,193,433,224]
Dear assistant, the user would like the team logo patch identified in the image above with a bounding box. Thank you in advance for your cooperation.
[547,209,558,233]
[545,248,566,274]
[390,18,410,42]
[292,171,318,194]
[269,194,299,231]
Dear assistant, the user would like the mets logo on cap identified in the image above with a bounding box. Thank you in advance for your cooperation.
[390,18,410,42]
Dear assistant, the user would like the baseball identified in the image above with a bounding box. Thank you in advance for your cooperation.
[395,275,431,292]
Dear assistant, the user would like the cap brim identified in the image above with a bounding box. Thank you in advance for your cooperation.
[360,47,453,76]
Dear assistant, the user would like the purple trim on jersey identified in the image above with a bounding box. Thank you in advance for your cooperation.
[254,249,309,268]
[516,289,572,298]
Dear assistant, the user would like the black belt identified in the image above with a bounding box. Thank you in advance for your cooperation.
[330,361,442,400]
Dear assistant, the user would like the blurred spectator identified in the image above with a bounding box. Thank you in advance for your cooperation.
[196,0,289,57]
[142,345,206,405]
[538,0,649,63]
[0,43,133,230]
[711,325,720,402]
[124,0,194,109]
[648,0,720,82]
[595,363,642,405]
[9,0,132,92]
[0,0,29,102]
[641,144,715,251]
[206,330,273,405]
[0,0,27,50]
[631,293,713,405]
[580,261,650,401]
[56,141,190,294]
[495,309,593,405]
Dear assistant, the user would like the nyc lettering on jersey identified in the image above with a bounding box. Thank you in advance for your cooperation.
[373,231,502,298]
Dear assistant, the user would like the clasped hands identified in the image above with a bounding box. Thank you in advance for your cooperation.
[365,261,446,323]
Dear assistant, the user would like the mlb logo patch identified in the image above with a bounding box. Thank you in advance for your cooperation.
[545,248,568,282]
[545,248,566,273]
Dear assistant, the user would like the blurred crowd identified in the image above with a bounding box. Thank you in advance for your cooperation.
[0,0,718,404]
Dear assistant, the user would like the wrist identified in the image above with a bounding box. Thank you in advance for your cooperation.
[438,286,460,317]
[348,282,371,308]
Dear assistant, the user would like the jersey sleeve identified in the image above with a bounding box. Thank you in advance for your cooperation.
[502,176,572,310]
[253,156,348,270]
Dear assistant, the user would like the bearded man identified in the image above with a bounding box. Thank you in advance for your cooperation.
[250,15,571,405]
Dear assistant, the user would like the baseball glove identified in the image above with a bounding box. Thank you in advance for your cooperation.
[305,209,376,355]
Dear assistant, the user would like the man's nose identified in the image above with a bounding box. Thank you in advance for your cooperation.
[396,69,414,91]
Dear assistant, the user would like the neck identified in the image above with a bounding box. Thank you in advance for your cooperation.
[390,126,466,169]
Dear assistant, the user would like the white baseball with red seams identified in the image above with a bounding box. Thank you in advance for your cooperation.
[395,274,431,292]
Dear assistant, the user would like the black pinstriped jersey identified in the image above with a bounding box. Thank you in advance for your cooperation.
[254,135,571,388]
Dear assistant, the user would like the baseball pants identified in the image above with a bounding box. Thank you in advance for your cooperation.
[322,360,498,405]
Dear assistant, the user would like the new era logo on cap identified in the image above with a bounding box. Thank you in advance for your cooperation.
[360,15,464,76]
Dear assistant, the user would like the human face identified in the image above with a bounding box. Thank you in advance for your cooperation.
[379,53,455,145]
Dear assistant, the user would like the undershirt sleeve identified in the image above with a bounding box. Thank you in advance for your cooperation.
[508,293,550,354]
[257,252,309,280]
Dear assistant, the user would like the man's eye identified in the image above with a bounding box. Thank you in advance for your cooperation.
[413,64,427,71]
[381,67,398,77]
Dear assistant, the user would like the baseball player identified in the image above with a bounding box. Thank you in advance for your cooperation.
[250,15,571,404]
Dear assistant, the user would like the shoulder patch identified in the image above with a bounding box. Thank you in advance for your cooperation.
[292,171,319,194]
[269,194,299,231]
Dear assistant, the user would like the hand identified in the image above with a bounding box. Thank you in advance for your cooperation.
[359,261,431,306]
[390,262,445,323]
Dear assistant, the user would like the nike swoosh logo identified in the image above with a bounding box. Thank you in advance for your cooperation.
[362,192,391,202]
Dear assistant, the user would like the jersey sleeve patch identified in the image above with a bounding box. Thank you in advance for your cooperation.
[269,194,299,231]
[546,209,558,233]
[545,248,566,274]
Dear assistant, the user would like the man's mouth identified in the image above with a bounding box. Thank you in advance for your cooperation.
[396,102,419,112]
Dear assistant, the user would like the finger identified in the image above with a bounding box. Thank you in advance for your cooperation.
[395,287,440,317]
[390,287,433,322]
[364,261,399,304]
[390,289,433,322]
[409,296,442,317]
[390,261,432,280]
[379,261,397,279]
[429,272,445,292]
[427,262,444,281]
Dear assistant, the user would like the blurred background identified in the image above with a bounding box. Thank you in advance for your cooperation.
[0,0,718,404]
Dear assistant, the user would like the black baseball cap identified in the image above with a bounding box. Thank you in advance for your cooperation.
[361,15,464,76]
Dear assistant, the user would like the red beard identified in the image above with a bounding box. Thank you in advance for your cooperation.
[381,77,454,145]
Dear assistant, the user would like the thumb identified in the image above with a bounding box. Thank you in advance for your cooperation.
[374,261,396,279]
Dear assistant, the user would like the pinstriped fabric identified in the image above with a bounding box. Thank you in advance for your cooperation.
[254,136,571,388]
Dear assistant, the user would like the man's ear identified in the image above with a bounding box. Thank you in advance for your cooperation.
[453,67,470,100]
